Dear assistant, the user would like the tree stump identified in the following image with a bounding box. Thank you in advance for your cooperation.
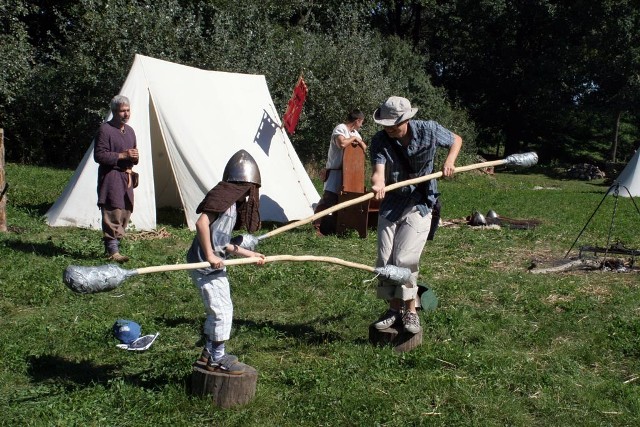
[190,361,258,408]
[368,324,423,352]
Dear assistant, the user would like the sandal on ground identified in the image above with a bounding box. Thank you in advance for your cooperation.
[198,347,211,363]
[199,348,238,364]
[206,354,244,375]
[107,252,129,263]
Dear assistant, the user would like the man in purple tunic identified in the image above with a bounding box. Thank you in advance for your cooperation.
[94,95,139,263]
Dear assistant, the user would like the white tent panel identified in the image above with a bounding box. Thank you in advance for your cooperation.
[613,149,640,197]
[45,54,319,231]
[43,147,102,229]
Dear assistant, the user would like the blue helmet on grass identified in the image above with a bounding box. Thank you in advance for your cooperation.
[112,319,141,344]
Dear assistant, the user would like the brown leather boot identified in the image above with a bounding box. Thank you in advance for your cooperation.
[108,252,129,263]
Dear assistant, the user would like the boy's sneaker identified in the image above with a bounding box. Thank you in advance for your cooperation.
[402,311,422,334]
[206,354,244,375]
[373,309,400,330]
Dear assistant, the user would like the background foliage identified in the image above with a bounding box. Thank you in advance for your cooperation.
[2,0,639,169]
[0,0,476,168]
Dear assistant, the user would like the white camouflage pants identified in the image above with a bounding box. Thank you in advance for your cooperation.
[190,270,233,342]
[376,205,431,303]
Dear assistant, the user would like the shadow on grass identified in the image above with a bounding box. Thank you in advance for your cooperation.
[12,202,52,217]
[153,315,197,328]
[26,355,118,390]
[18,354,178,398]
[1,237,97,259]
[234,316,346,346]
[489,163,611,182]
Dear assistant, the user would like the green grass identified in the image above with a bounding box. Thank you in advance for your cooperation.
[1,163,639,426]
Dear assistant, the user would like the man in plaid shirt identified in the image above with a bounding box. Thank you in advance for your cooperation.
[370,96,462,334]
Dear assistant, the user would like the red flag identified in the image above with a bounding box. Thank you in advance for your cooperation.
[283,76,308,134]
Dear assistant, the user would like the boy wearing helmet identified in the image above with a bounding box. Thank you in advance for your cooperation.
[187,150,265,375]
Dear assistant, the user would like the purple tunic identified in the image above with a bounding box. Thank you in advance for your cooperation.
[94,120,138,210]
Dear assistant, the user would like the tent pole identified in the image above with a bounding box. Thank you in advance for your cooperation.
[602,185,622,260]
[564,183,618,258]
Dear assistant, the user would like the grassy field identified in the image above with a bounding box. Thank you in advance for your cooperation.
[1,162,639,426]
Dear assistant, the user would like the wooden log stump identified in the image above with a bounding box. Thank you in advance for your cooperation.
[190,361,258,408]
[368,324,423,352]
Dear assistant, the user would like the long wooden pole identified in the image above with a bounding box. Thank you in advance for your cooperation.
[134,254,376,275]
[258,156,521,240]
[63,254,412,294]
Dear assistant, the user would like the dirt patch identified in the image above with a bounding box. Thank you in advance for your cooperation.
[127,227,172,241]
[579,283,612,298]
[545,293,575,304]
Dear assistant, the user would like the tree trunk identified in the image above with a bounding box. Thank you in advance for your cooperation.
[393,1,403,36]
[612,110,622,163]
[411,2,422,48]
[503,116,524,156]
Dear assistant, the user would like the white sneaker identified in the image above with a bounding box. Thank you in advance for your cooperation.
[402,311,422,334]
[373,309,400,330]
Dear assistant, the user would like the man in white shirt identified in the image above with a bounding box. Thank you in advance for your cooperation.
[313,109,367,235]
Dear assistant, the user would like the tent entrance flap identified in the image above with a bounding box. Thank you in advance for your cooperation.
[44,54,320,231]
[149,96,181,210]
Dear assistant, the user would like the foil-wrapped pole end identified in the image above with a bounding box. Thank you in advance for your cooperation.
[63,264,136,294]
[373,265,412,285]
[231,234,260,251]
[504,152,538,167]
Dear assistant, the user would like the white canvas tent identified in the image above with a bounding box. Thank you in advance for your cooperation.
[611,149,640,197]
[45,54,319,231]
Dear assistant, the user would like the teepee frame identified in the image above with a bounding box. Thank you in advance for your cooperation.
[565,181,640,260]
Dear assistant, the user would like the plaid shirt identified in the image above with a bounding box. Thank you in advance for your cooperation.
[370,120,455,221]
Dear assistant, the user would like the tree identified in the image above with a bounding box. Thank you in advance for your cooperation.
[3,0,476,168]
[0,1,35,158]
[571,1,640,162]
[369,0,640,164]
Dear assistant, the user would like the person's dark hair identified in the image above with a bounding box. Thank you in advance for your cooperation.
[346,109,365,123]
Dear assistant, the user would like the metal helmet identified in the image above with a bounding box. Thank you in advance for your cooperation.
[222,149,261,187]
[470,211,487,226]
[486,210,499,219]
